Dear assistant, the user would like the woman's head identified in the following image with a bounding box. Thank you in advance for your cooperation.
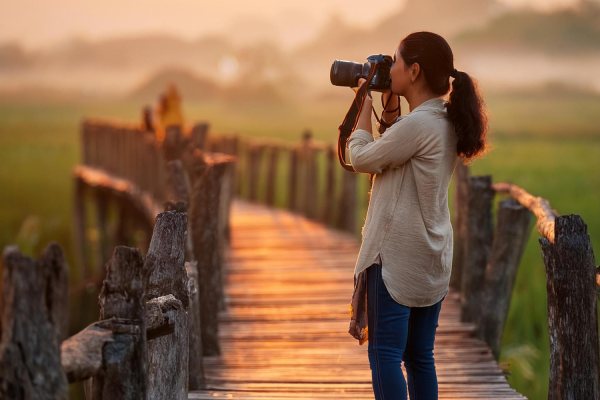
[393,31,487,160]
[397,32,454,96]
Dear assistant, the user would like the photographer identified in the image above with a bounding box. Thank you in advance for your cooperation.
[347,32,487,400]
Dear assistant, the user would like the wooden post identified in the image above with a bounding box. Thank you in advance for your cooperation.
[337,170,357,233]
[94,189,110,273]
[451,161,469,290]
[114,199,131,246]
[163,125,185,162]
[185,261,205,390]
[190,122,209,151]
[188,154,227,356]
[478,199,531,358]
[91,246,147,400]
[143,209,192,396]
[82,120,90,165]
[144,211,189,310]
[265,145,279,207]
[248,144,264,202]
[166,160,191,207]
[212,158,235,311]
[301,131,318,219]
[73,176,89,279]
[288,147,299,212]
[165,158,195,265]
[89,122,98,168]
[229,136,242,197]
[460,175,494,324]
[541,215,599,400]
[146,295,188,400]
[156,144,168,203]
[321,145,336,225]
[43,243,70,342]
[219,160,236,245]
[0,244,69,399]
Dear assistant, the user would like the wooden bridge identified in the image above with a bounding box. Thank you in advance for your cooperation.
[1,115,598,400]
[190,201,526,399]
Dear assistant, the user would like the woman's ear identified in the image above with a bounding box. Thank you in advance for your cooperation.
[410,63,421,83]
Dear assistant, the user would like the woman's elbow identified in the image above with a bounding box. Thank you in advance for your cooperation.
[350,152,382,174]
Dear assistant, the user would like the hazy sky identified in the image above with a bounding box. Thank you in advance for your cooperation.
[0,0,582,50]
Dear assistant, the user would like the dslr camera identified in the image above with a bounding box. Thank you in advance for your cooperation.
[330,54,393,91]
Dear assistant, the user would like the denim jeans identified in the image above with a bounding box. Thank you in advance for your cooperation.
[367,264,443,400]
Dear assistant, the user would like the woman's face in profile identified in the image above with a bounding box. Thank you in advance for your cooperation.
[390,47,410,96]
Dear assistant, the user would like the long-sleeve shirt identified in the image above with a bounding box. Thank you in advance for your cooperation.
[348,97,458,307]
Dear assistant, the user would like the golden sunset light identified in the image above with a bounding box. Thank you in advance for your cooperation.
[1,1,599,400]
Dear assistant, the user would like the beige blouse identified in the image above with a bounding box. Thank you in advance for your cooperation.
[348,97,458,307]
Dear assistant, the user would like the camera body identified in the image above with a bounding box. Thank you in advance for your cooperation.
[330,54,393,91]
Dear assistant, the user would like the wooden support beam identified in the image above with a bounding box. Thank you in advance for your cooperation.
[0,244,69,399]
[190,123,209,151]
[451,161,469,290]
[301,131,318,219]
[288,147,299,212]
[94,188,111,273]
[460,175,494,324]
[185,261,205,390]
[541,215,599,400]
[322,145,337,225]
[91,246,147,400]
[337,170,357,234]
[144,210,189,309]
[73,176,89,279]
[265,146,279,207]
[188,154,228,356]
[146,295,188,400]
[478,199,531,358]
[248,145,264,202]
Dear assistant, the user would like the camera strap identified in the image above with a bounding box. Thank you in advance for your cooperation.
[337,64,379,172]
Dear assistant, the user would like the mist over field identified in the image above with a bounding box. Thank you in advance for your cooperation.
[2,0,600,102]
[1,1,599,400]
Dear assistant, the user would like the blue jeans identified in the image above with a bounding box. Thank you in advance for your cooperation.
[367,264,443,400]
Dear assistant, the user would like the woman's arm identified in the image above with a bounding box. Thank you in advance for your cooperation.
[349,117,422,174]
[355,91,373,134]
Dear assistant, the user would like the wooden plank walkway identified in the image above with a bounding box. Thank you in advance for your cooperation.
[189,201,526,400]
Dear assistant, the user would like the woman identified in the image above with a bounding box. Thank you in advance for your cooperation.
[348,31,487,400]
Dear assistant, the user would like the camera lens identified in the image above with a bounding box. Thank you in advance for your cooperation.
[330,60,365,88]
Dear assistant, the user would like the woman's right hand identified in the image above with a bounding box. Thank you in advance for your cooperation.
[352,78,368,94]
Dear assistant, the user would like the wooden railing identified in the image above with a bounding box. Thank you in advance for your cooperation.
[1,108,598,398]
[0,116,237,398]
[1,211,194,398]
[206,130,369,234]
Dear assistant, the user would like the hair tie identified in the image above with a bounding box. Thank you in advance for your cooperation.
[450,68,458,78]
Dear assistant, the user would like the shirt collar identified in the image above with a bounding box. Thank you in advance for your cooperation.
[410,97,446,114]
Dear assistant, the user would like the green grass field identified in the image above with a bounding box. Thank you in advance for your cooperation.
[0,93,599,399]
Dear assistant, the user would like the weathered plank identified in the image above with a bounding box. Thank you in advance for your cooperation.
[188,201,525,399]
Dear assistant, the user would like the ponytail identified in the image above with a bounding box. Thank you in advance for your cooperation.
[447,71,487,160]
[398,32,488,160]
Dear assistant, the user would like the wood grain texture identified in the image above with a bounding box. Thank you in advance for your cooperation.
[188,201,526,399]
[0,245,69,399]
[541,215,599,400]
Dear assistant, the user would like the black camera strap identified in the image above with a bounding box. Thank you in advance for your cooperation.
[337,64,379,172]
